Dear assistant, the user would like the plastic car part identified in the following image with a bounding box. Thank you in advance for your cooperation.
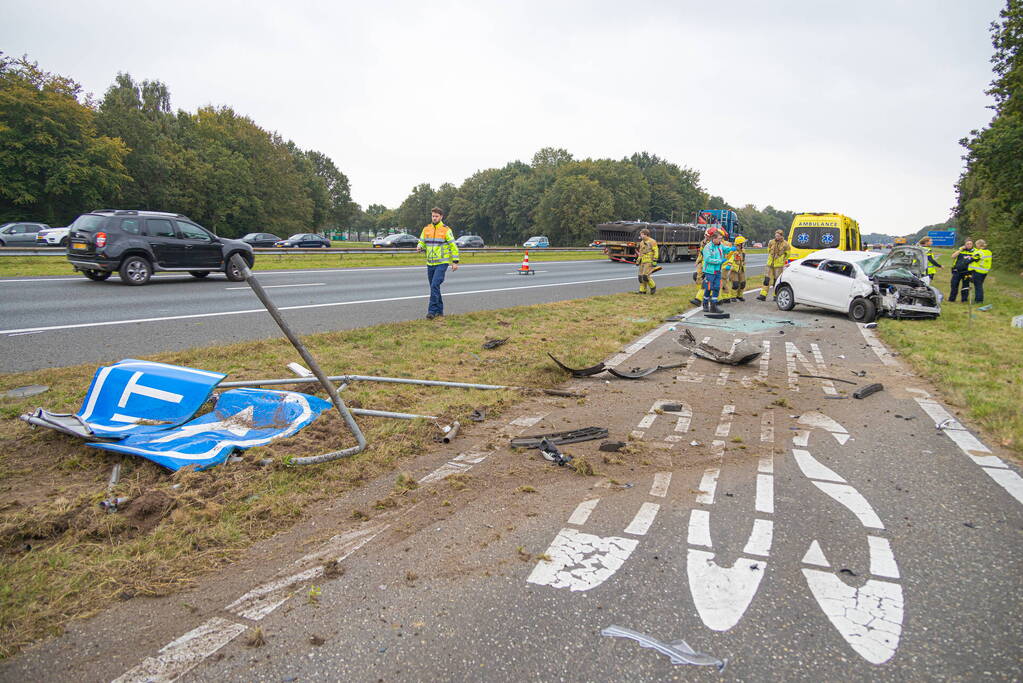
[482,337,508,349]
[601,625,726,671]
[853,383,884,399]
[607,366,659,379]
[676,330,763,365]
[547,352,606,377]
[510,426,609,449]
[538,438,572,466]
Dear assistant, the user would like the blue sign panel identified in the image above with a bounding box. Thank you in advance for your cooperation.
[77,359,226,438]
[928,230,956,247]
[88,388,331,471]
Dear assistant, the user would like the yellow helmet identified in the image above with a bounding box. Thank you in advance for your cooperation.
[734,235,747,245]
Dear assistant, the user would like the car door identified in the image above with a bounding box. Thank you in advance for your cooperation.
[782,259,823,304]
[145,217,185,267]
[12,223,42,244]
[813,260,859,312]
[176,220,222,268]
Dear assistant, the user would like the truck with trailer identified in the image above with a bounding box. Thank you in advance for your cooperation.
[593,210,740,263]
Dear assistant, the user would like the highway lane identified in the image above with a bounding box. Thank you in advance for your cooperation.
[0,256,766,373]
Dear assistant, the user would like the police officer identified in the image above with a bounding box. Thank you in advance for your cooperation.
[968,239,992,304]
[949,238,975,302]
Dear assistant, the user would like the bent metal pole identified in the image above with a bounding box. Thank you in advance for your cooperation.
[230,254,366,465]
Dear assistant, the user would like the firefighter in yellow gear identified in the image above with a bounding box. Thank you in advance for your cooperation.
[635,228,659,294]
[727,235,748,301]
[757,229,790,301]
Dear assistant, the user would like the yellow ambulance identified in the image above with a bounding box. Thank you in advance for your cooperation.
[787,213,861,261]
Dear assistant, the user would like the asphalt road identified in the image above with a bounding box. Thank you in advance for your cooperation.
[4,298,1020,681]
[0,256,766,373]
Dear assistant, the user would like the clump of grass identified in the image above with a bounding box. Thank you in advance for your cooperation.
[393,471,418,495]
[517,485,537,494]
[602,453,625,465]
[731,436,743,443]
[445,473,471,490]
[571,457,595,476]
[306,585,322,604]
[245,627,266,647]
[517,546,532,561]
[771,398,790,408]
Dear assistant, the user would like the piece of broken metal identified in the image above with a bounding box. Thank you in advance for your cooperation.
[99,497,130,512]
[546,353,606,377]
[482,337,509,349]
[440,421,460,443]
[469,408,486,422]
[538,438,572,466]
[704,312,730,319]
[676,329,762,365]
[853,383,884,399]
[510,426,609,449]
[4,384,49,399]
[599,441,626,452]
[796,373,859,385]
[936,418,956,431]
[601,625,726,671]
[607,366,659,379]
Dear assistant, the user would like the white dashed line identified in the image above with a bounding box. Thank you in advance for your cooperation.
[623,502,660,536]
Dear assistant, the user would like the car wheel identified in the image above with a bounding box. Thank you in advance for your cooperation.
[224,254,248,282]
[189,271,210,279]
[119,256,152,285]
[83,269,111,281]
[848,297,877,323]
[775,284,795,311]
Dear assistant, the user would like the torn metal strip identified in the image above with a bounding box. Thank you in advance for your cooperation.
[606,366,659,379]
[546,352,607,377]
[510,426,609,448]
[601,625,726,670]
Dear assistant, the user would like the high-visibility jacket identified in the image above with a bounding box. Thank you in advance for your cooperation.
[767,239,790,267]
[702,242,734,274]
[637,236,658,264]
[418,222,460,266]
[968,248,992,274]
[726,247,746,279]
[925,247,939,275]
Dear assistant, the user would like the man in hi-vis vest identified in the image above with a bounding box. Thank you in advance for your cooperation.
[416,207,460,319]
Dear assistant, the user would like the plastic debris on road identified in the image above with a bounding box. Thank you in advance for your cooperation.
[601,625,726,671]
[87,388,331,471]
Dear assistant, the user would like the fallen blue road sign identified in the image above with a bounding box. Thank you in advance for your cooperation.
[87,388,331,471]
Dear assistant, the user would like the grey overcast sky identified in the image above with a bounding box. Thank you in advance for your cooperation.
[1,0,1005,235]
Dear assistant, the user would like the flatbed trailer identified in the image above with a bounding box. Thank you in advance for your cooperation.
[594,221,704,263]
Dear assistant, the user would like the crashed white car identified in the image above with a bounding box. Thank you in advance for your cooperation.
[774,246,941,322]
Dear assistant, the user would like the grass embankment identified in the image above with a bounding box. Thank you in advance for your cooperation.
[0,249,605,278]
[877,249,1022,457]
[0,287,693,658]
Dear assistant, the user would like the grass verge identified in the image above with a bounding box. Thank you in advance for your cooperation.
[876,255,1022,457]
[0,284,696,658]
[0,250,606,278]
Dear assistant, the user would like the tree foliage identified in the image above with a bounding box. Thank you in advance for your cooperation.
[956,0,1023,268]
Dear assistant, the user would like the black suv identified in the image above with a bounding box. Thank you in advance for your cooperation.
[66,210,254,285]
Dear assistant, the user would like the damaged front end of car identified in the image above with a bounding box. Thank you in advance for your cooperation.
[864,246,941,319]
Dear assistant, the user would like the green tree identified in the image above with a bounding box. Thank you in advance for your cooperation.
[397,183,436,231]
[0,55,130,224]
[535,174,613,244]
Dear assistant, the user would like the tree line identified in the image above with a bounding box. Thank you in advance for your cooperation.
[0,54,352,237]
[955,0,1022,268]
[351,148,798,245]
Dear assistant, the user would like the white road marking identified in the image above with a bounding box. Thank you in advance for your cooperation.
[604,322,679,367]
[802,568,903,665]
[810,343,837,394]
[695,442,725,504]
[743,518,774,556]
[567,499,600,525]
[624,502,660,536]
[797,411,850,445]
[634,400,692,446]
[6,330,44,336]
[418,461,473,484]
[785,342,837,395]
[112,617,248,683]
[858,323,899,366]
[225,282,326,290]
[687,509,712,547]
[792,449,847,483]
[811,481,885,529]
[422,413,548,484]
[760,410,774,444]
[687,550,767,632]
[526,528,638,592]
[982,467,1023,506]
[509,414,547,428]
[676,335,711,383]
[867,536,901,579]
[650,472,672,498]
[802,540,830,567]
[755,474,774,513]
[716,340,741,385]
[714,404,735,437]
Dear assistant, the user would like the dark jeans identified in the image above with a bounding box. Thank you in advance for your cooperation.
[427,263,449,315]
[971,272,987,303]
[703,271,722,300]
[949,270,971,302]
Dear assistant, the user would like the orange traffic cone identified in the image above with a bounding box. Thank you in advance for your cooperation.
[518,249,535,275]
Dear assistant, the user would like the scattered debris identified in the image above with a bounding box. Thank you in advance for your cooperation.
[853,383,884,400]
[482,337,509,349]
[309,634,326,646]
[469,408,486,422]
[510,427,609,448]
[547,353,606,377]
[704,311,730,319]
[936,418,956,431]
[599,441,627,453]
[851,370,867,377]
[601,625,726,671]
[99,497,130,512]
[864,322,878,329]
[660,403,683,412]
[690,440,702,447]
[796,373,858,385]
[839,568,858,577]
[538,438,572,467]
[435,421,460,444]
[676,329,762,365]
[977,304,993,311]
[607,366,659,379]
[3,384,49,399]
